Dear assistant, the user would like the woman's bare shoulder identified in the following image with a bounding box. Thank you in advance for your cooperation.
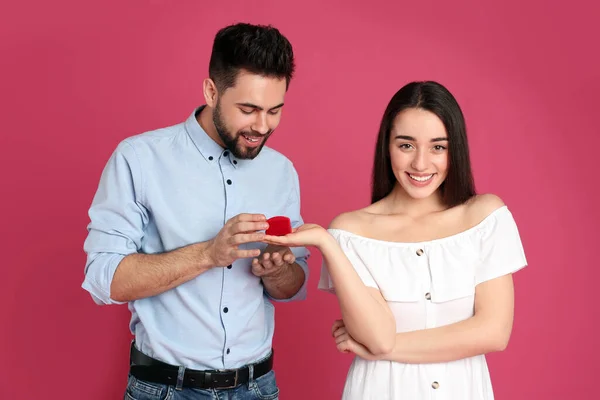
[328,206,377,233]
[465,193,506,223]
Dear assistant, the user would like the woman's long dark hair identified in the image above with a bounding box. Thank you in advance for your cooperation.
[371,81,476,207]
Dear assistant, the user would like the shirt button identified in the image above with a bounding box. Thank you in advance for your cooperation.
[223,307,229,313]
[223,151,229,157]
[425,292,431,300]
[233,160,237,164]
[226,179,232,185]
[226,348,231,354]
[416,248,424,256]
[432,381,440,389]
[208,156,214,161]
[227,265,232,269]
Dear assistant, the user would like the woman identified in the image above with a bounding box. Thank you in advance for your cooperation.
[262,81,528,399]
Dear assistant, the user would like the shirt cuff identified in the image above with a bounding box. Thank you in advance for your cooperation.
[82,252,128,305]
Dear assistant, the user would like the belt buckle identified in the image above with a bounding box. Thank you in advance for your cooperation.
[219,369,238,389]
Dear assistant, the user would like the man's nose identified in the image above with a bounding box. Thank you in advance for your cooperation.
[251,113,269,135]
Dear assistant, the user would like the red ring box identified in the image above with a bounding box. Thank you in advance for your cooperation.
[266,216,292,236]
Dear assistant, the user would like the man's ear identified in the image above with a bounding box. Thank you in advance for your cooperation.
[203,78,218,108]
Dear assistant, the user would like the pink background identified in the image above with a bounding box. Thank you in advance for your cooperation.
[1,0,598,399]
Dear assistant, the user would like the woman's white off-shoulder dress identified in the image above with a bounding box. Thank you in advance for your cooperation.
[318,206,528,400]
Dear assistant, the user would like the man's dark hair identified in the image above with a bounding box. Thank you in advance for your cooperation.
[208,23,295,91]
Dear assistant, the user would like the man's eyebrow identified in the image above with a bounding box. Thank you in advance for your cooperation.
[236,102,285,111]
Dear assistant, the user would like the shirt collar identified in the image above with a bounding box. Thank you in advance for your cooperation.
[184,106,242,169]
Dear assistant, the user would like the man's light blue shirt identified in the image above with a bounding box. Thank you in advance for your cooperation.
[82,107,310,370]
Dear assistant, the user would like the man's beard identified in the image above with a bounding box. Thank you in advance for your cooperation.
[213,102,272,160]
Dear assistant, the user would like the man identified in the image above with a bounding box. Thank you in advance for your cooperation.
[82,23,309,399]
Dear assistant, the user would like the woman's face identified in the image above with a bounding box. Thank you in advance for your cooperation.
[388,108,449,200]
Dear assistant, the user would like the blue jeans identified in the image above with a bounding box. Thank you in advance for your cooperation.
[124,370,280,400]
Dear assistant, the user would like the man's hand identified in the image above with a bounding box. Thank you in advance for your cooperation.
[251,244,296,278]
[208,213,269,268]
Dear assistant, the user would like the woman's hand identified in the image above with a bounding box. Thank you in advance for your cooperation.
[262,223,330,248]
[332,319,381,361]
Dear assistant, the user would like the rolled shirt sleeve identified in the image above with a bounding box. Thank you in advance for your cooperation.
[82,140,148,305]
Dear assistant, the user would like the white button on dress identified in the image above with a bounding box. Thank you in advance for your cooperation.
[318,206,528,400]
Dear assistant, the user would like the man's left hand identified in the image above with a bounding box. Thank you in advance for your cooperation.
[251,244,296,278]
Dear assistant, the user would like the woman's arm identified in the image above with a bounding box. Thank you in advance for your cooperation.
[262,222,396,355]
[335,274,515,363]
[320,233,397,355]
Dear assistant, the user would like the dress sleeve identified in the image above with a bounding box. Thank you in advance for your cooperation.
[318,229,379,294]
[476,207,528,285]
